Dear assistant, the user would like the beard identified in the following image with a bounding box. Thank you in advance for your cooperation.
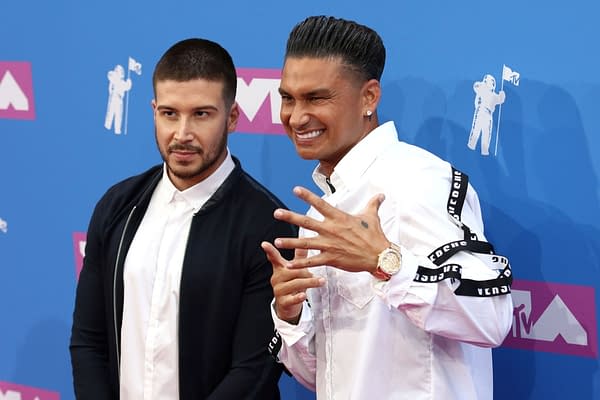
[156,125,228,183]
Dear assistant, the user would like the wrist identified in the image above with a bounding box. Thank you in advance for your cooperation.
[371,242,402,281]
[368,240,391,274]
[276,304,302,325]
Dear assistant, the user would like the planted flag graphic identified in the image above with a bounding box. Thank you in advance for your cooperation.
[128,57,142,75]
[502,64,520,86]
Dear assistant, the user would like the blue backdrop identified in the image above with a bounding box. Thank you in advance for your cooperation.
[1,1,599,399]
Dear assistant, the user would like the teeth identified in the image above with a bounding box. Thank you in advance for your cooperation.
[296,130,322,139]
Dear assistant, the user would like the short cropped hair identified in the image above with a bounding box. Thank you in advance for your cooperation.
[285,16,386,82]
[153,38,237,107]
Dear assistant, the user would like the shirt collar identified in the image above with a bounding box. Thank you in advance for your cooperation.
[155,149,235,212]
[312,121,399,194]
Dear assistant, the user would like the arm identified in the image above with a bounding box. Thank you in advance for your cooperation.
[205,220,295,399]
[272,181,512,348]
[381,180,513,347]
[69,199,113,400]
[262,242,323,391]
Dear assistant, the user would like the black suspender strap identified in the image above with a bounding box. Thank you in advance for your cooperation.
[413,166,512,297]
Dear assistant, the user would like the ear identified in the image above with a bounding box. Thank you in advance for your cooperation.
[227,102,240,133]
[361,79,381,112]
[151,99,157,122]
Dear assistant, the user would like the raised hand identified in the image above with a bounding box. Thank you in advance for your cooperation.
[273,186,390,274]
[262,241,325,324]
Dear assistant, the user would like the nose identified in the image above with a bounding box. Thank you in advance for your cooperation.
[285,103,310,130]
[173,117,193,142]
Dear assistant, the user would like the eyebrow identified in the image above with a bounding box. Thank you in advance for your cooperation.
[156,104,219,112]
[278,87,331,98]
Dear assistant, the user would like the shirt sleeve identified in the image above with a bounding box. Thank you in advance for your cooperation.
[271,300,318,391]
[374,178,513,348]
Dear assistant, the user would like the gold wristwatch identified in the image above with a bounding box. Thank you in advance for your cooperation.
[372,243,402,281]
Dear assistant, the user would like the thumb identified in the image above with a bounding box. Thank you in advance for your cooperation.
[261,241,287,268]
[365,193,385,215]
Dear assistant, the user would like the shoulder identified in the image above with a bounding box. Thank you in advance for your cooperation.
[377,141,452,184]
[370,142,458,208]
[94,165,162,216]
[224,158,288,211]
[237,170,288,210]
[225,165,297,239]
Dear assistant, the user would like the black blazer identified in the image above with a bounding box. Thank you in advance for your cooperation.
[70,159,296,399]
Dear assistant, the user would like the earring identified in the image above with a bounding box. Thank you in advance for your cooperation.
[366,110,373,121]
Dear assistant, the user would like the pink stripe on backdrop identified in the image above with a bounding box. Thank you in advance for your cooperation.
[0,381,60,400]
[502,279,597,358]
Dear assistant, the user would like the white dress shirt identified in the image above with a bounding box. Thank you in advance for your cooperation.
[120,153,234,400]
[272,122,513,400]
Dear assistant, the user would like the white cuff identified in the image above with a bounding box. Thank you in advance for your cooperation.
[271,299,313,346]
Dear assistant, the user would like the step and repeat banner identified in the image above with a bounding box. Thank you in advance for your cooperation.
[1,1,599,399]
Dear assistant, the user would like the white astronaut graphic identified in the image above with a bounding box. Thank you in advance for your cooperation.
[104,65,131,134]
[467,74,505,156]
[0,217,7,233]
[104,57,142,135]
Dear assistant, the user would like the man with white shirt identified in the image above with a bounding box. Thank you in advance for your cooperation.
[70,38,294,400]
[262,16,514,399]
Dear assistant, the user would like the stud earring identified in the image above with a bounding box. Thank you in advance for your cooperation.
[366,110,373,121]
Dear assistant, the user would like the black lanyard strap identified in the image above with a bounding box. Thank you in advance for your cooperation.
[414,262,512,297]
[415,166,512,297]
[428,239,495,266]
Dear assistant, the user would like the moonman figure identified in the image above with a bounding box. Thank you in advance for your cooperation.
[104,64,132,135]
[467,74,505,155]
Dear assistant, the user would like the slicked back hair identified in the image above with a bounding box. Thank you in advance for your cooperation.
[285,16,386,83]
[153,38,237,107]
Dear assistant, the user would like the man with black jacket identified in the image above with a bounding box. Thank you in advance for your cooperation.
[70,38,294,399]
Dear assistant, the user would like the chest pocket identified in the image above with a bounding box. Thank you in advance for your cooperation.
[335,270,375,309]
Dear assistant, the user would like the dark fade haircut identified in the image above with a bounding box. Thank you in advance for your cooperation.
[152,38,237,107]
[285,16,386,83]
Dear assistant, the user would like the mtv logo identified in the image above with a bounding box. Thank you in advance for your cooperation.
[502,279,598,358]
[0,381,60,400]
[0,62,35,120]
[235,68,284,135]
[72,231,87,280]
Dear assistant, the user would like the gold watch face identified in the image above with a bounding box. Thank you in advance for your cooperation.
[380,249,402,275]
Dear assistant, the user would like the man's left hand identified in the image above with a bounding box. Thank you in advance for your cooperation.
[273,186,390,274]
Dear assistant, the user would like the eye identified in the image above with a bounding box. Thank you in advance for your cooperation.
[161,110,176,118]
[308,96,326,104]
[195,110,208,117]
[280,94,294,104]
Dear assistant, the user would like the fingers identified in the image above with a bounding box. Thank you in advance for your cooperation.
[292,186,340,218]
[262,240,322,280]
[272,273,324,295]
[295,247,308,260]
[273,189,383,233]
[272,272,323,323]
[287,252,329,269]
[261,241,291,268]
[264,240,325,323]
[270,238,328,269]
[274,236,318,252]
[273,208,320,232]
[263,240,320,269]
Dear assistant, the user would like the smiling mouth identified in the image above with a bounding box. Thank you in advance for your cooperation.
[296,130,323,140]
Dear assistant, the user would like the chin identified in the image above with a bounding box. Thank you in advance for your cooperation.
[296,151,319,161]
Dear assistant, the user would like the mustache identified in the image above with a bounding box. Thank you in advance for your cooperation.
[168,143,202,153]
